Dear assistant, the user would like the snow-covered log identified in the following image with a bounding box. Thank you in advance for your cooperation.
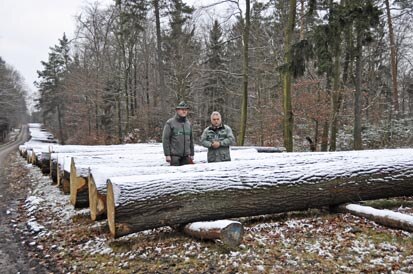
[182,220,244,247]
[70,154,170,208]
[82,148,276,214]
[106,149,413,238]
[232,146,285,153]
[88,150,293,220]
[339,204,413,232]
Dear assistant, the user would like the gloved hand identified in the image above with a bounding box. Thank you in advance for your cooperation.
[165,156,171,163]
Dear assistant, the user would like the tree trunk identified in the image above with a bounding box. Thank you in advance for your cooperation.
[56,104,65,145]
[329,42,343,151]
[106,148,413,238]
[282,0,297,152]
[320,120,329,151]
[153,0,166,117]
[182,220,244,247]
[238,0,250,146]
[384,0,399,114]
[353,29,363,150]
[339,204,413,232]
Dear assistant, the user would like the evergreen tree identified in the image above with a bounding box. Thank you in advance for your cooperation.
[203,20,228,127]
[35,33,72,144]
[0,57,28,128]
[163,0,198,104]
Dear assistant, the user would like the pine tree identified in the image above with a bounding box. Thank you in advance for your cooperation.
[35,33,72,144]
[203,20,228,127]
[163,0,198,104]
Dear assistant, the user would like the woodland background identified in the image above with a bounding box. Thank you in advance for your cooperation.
[1,0,413,151]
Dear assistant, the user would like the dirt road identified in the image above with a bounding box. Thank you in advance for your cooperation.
[0,126,37,274]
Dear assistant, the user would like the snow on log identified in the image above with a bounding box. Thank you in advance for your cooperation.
[70,154,171,208]
[88,149,292,220]
[339,204,413,232]
[106,149,413,238]
[182,220,244,247]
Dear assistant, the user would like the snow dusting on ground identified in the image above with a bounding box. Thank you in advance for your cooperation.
[9,153,413,273]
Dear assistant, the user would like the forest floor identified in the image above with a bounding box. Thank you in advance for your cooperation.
[3,152,413,273]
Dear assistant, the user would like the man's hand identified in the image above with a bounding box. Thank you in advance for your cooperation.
[211,141,220,149]
[165,156,171,163]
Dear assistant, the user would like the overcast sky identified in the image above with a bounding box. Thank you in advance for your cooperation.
[0,0,112,99]
[0,0,234,107]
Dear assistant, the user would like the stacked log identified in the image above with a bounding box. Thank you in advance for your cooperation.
[88,149,293,220]
[69,153,169,208]
[106,149,413,238]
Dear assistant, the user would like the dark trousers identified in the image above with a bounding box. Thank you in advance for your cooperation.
[170,156,192,166]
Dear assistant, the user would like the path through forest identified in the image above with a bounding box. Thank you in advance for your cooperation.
[0,126,40,274]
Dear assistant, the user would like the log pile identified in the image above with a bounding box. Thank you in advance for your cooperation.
[106,149,413,237]
[88,149,291,220]
[19,123,413,246]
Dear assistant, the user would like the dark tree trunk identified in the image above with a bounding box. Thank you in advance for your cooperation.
[353,29,363,150]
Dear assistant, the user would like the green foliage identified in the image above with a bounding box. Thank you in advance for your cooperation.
[116,0,148,36]
[291,39,313,78]
[203,20,228,120]
[163,0,198,103]
[35,33,72,126]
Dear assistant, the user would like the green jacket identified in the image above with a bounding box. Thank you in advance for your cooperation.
[201,124,235,162]
[162,115,194,157]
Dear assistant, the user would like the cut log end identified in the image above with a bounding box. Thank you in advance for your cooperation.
[89,176,107,221]
[88,177,97,220]
[107,182,116,237]
[107,182,134,238]
[220,222,244,247]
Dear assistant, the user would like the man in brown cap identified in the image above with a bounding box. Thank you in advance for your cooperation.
[162,101,194,166]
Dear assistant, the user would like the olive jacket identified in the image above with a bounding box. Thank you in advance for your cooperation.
[162,114,194,157]
[200,124,235,162]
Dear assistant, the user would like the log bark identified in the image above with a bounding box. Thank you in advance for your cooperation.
[182,220,244,247]
[50,158,58,183]
[70,158,89,208]
[61,171,71,195]
[339,204,413,232]
[88,150,316,221]
[106,149,413,238]
[38,152,51,174]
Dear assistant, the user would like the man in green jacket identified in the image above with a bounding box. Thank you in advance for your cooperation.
[162,101,194,166]
[201,111,235,163]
